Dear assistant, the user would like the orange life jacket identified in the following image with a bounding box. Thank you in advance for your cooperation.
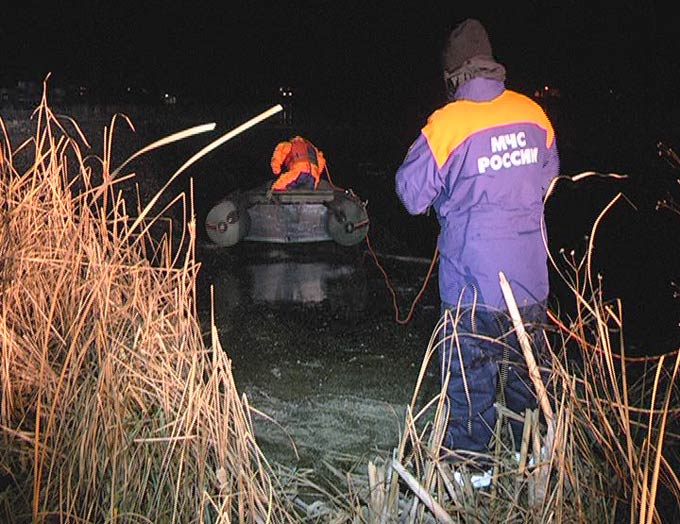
[284,136,321,173]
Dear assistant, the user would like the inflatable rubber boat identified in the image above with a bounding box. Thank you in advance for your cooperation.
[205,179,369,247]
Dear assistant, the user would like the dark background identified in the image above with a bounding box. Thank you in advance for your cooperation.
[2,1,678,123]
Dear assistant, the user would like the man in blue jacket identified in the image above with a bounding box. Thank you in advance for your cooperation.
[395,19,559,465]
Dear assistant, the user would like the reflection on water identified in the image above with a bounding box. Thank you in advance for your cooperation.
[207,247,368,314]
[196,242,438,468]
[249,262,357,304]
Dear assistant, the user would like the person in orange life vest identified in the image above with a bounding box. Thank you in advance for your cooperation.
[270,136,326,191]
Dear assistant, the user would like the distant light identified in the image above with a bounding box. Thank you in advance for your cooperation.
[162,92,177,105]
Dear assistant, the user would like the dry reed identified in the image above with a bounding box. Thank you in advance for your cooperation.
[0,86,296,523]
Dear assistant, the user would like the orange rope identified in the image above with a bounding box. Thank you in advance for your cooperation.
[323,165,439,324]
[323,165,340,190]
[365,235,439,325]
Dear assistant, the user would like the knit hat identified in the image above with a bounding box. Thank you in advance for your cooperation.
[442,19,493,75]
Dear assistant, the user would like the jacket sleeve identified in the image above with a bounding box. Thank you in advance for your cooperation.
[395,133,444,215]
[270,141,292,175]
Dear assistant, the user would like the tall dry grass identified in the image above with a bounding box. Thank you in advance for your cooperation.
[0,89,296,523]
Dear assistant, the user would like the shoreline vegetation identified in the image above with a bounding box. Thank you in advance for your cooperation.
[1,88,679,523]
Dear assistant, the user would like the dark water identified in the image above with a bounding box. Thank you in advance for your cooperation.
[195,238,441,466]
[186,121,446,467]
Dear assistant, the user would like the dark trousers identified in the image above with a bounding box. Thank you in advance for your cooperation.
[439,301,548,454]
[284,172,315,190]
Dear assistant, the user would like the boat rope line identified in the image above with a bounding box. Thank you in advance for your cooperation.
[365,236,439,325]
[324,164,439,324]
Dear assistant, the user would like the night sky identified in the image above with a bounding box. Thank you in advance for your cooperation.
[2,1,678,122]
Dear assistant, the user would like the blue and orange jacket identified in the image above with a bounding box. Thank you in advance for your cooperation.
[395,78,559,308]
[271,136,326,190]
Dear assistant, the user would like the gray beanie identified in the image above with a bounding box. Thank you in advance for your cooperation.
[442,19,493,74]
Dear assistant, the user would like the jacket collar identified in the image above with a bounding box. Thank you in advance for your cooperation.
[454,77,505,102]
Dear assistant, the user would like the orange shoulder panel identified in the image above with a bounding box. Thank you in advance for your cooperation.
[422,90,555,169]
